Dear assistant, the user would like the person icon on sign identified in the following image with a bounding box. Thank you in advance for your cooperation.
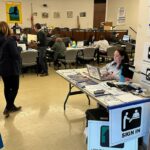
[123,112,130,130]
[129,109,140,123]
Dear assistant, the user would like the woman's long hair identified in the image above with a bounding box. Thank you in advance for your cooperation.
[116,49,129,69]
[0,21,11,37]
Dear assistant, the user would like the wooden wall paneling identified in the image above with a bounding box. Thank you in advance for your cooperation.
[85,31,96,40]
[95,31,105,41]
[72,30,85,41]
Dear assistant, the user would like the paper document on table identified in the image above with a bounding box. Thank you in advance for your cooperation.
[85,84,109,96]
[57,70,77,76]
[76,79,98,88]
[96,95,124,106]
[116,93,144,102]
[107,87,126,96]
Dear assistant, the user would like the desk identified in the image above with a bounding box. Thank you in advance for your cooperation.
[56,68,150,147]
[47,46,89,52]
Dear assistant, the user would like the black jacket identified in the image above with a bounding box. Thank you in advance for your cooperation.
[37,30,46,47]
[0,34,21,76]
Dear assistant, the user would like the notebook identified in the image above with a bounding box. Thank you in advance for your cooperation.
[86,64,112,81]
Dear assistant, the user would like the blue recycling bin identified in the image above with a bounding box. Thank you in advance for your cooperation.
[0,134,3,149]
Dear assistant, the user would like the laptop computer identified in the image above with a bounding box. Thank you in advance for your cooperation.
[86,64,111,81]
[122,35,130,42]
[77,41,84,47]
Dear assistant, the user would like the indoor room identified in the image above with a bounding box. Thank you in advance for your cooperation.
[0,0,150,150]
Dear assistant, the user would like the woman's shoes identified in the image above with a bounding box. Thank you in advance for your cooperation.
[40,73,48,77]
[9,106,22,112]
[3,109,9,118]
[3,106,22,117]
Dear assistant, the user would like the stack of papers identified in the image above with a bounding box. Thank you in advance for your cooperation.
[68,74,89,83]
[116,93,144,102]
[76,79,98,88]
[85,84,110,97]
[96,95,124,106]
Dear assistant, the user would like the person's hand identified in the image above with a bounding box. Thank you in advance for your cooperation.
[106,72,115,80]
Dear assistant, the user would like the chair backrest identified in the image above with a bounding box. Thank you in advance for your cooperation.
[82,47,95,59]
[21,51,38,67]
[125,42,133,52]
[64,50,78,63]
[17,43,26,51]
[106,46,118,59]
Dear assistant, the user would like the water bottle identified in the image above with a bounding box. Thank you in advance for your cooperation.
[119,67,125,82]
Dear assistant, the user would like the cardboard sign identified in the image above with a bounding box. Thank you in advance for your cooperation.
[109,102,150,146]
[88,121,138,150]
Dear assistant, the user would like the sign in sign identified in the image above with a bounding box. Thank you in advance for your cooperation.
[109,102,150,146]
[122,107,141,132]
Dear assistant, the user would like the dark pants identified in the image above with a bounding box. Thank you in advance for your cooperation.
[2,75,19,109]
[94,48,107,64]
[38,47,48,74]
[54,54,65,67]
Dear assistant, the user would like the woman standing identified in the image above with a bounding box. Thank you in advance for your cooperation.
[0,21,21,117]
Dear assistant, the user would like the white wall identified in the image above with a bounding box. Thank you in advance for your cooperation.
[134,0,150,85]
[106,0,139,39]
[0,0,94,29]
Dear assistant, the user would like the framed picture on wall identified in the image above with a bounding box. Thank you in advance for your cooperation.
[53,12,60,18]
[33,12,37,16]
[80,12,86,17]
[42,12,48,18]
[67,11,73,18]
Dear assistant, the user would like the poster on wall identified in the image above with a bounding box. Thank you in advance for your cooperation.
[6,2,22,24]
[117,7,126,25]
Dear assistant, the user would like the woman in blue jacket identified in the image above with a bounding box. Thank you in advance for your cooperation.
[0,21,22,117]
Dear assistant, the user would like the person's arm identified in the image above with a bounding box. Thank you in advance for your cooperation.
[51,43,56,51]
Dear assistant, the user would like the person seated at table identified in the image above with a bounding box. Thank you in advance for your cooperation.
[94,36,111,63]
[51,37,66,67]
[85,49,129,134]
[87,35,95,46]
[100,48,129,81]
[11,22,22,34]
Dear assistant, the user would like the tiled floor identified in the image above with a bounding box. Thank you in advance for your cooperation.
[0,66,147,150]
[0,67,97,150]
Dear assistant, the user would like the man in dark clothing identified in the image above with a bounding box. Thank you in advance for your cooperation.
[0,21,22,117]
[11,22,22,34]
[34,23,48,76]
